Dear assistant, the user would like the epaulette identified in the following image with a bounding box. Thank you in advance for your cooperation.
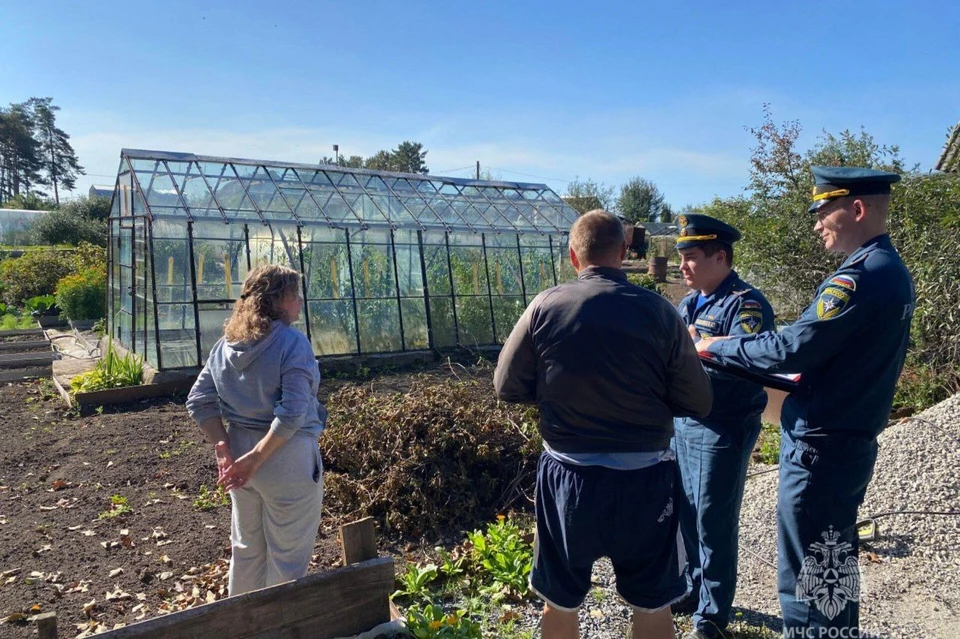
[848,253,869,267]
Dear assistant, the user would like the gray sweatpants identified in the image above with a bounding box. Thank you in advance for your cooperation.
[226,425,323,596]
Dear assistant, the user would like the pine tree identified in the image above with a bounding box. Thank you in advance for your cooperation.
[27,97,84,205]
[0,103,43,205]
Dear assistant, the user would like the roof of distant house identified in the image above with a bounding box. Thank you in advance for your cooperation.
[935,120,960,173]
[89,185,115,199]
[640,222,679,236]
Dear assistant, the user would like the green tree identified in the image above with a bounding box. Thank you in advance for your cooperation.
[363,149,394,171]
[660,202,674,222]
[390,141,429,174]
[616,176,666,223]
[564,177,616,214]
[26,97,84,205]
[0,102,43,204]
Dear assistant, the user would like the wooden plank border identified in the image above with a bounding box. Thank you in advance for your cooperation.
[92,557,394,639]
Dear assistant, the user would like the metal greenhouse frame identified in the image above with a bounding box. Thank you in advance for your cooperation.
[107,149,580,371]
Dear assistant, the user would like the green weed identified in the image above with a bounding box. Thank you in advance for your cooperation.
[465,515,533,603]
[393,563,439,602]
[193,484,230,511]
[70,340,143,394]
[98,494,131,519]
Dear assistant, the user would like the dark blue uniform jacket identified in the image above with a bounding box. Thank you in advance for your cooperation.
[708,235,914,440]
[678,271,775,425]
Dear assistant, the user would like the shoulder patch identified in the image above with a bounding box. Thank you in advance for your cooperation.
[738,311,762,334]
[816,285,853,320]
[828,275,857,292]
[740,299,762,310]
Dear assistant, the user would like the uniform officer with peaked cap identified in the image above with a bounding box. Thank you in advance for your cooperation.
[671,214,775,639]
[695,166,914,634]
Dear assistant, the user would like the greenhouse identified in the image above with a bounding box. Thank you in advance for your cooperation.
[107,149,580,370]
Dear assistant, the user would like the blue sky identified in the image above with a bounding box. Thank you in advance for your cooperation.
[2,0,958,208]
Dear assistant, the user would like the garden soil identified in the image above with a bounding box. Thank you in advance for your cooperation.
[0,381,346,638]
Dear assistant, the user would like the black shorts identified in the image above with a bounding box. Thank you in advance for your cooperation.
[530,452,687,611]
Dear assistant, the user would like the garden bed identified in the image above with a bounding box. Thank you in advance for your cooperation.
[0,330,52,382]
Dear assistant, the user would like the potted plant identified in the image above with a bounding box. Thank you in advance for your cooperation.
[646,236,674,283]
[24,294,66,328]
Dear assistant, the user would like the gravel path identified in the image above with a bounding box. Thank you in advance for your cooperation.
[727,393,960,639]
[504,393,960,638]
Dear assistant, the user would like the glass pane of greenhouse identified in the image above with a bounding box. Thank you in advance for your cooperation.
[108,149,578,370]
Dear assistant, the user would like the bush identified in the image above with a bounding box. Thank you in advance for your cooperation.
[72,241,107,271]
[321,378,541,538]
[626,272,665,295]
[0,248,76,306]
[30,208,107,246]
[56,267,106,321]
[61,196,111,222]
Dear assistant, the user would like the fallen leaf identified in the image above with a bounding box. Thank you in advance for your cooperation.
[159,572,173,581]
[136,593,147,601]
[82,598,98,617]
[51,479,70,491]
[106,587,132,601]
[68,525,83,531]
[29,604,42,613]
[81,530,96,536]
[108,568,124,578]
[160,554,173,566]
[106,461,113,468]
[590,609,604,619]
[4,612,28,623]
[0,568,21,579]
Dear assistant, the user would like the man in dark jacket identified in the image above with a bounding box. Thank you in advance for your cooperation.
[495,209,713,639]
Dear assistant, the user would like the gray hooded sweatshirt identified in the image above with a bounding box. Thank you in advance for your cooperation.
[186,321,327,438]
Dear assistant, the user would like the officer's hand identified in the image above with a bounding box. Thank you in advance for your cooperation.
[694,334,730,353]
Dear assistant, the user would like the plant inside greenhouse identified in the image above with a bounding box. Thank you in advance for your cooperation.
[107,149,580,370]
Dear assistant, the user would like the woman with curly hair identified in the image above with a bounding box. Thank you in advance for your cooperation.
[186,264,326,595]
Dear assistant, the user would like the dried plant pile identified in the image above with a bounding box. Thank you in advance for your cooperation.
[321,377,540,538]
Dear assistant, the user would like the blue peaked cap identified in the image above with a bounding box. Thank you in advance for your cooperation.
[809,166,901,213]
